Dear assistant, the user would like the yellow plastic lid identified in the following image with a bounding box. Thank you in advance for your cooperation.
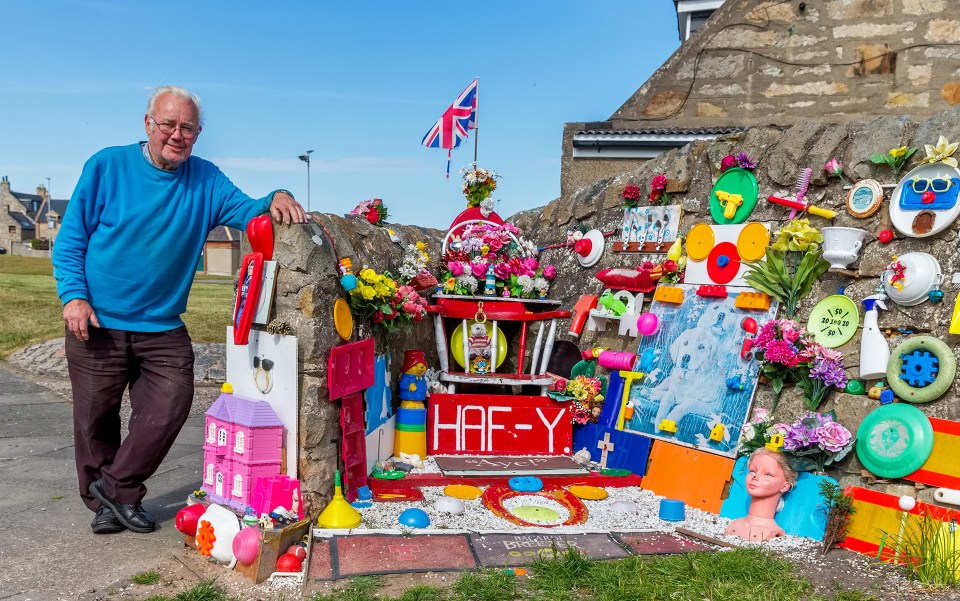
[736,222,770,262]
[685,223,715,261]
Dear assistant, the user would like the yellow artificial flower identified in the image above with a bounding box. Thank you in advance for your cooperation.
[920,135,959,167]
[770,219,823,253]
[374,283,391,297]
[359,269,378,283]
[889,146,909,159]
[444,277,456,291]
[481,245,490,256]
[416,241,427,251]
[359,284,376,300]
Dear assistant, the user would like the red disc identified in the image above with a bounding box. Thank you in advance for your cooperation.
[706,242,741,284]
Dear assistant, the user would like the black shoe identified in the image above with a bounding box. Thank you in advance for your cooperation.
[91,505,126,534]
[89,479,157,534]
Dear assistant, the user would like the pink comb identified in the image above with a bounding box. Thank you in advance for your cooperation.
[788,168,813,220]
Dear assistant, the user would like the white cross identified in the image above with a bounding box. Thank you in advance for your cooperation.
[597,433,615,469]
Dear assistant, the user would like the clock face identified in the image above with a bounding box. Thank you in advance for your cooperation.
[807,295,860,348]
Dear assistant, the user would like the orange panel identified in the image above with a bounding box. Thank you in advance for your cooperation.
[640,441,734,513]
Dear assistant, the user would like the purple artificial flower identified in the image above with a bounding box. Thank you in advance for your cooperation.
[809,357,848,389]
[736,152,757,169]
[448,261,464,277]
[543,264,557,280]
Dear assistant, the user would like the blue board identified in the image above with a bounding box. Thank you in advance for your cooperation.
[719,456,833,540]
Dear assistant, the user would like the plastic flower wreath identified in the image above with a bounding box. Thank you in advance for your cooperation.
[735,408,854,474]
[620,184,642,208]
[871,145,917,178]
[460,164,500,208]
[349,198,389,226]
[440,222,556,299]
[649,174,671,205]
[720,151,757,173]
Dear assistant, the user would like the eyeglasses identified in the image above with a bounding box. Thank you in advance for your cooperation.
[910,176,954,194]
[253,357,274,372]
[149,116,200,140]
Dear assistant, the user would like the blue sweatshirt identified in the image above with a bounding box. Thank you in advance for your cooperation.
[53,143,272,332]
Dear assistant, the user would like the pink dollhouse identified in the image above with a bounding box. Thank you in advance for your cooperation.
[202,392,284,511]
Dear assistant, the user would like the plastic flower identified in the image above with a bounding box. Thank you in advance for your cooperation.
[735,152,757,169]
[919,135,959,167]
[651,174,667,192]
[770,219,823,252]
[720,155,738,172]
[816,420,852,453]
[620,184,642,207]
[763,339,800,366]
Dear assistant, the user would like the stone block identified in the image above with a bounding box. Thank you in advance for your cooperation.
[766,121,827,186]
[926,18,960,43]
[903,0,945,15]
[641,90,686,118]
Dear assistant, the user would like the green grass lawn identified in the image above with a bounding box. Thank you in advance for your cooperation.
[0,256,234,359]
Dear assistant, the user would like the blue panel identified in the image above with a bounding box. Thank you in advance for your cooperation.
[719,456,832,540]
[572,423,652,476]
[364,354,392,435]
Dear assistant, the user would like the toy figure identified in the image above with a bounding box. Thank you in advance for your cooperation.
[399,350,428,403]
[395,350,429,458]
[724,448,797,541]
[467,322,493,374]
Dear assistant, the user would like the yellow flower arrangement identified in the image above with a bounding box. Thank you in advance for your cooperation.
[770,219,823,252]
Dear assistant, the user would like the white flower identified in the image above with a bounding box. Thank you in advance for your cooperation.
[456,274,479,293]
[517,275,535,294]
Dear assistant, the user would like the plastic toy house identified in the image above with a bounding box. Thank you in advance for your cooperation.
[425,211,573,456]
[202,391,284,511]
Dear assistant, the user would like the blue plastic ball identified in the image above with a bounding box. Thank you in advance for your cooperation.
[398,508,430,528]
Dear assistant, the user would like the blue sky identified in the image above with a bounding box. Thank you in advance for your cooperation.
[3,1,680,229]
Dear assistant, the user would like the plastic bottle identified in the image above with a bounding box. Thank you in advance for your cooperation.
[860,294,889,379]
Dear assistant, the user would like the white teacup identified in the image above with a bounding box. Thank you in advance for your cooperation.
[821,227,868,270]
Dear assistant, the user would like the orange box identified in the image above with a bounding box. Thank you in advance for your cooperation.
[640,441,734,513]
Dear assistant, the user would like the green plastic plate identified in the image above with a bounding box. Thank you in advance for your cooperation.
[807,295,860,348]
[855,404,934,479]
[710,168,759,224]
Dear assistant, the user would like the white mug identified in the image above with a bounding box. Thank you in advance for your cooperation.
[821,227,868,270]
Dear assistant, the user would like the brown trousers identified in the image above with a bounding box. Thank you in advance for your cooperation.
[65,326,194,511]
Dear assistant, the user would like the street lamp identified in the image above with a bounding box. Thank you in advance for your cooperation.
[298,150,314,212]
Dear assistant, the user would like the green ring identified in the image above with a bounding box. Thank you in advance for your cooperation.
[886,336,957,403]
[855,403,934,479]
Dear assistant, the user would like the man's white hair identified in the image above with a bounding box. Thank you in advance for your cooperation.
[146,86,203,125]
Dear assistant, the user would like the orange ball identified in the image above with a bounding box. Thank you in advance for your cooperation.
[276,552,303,573]
[287,544,307,560]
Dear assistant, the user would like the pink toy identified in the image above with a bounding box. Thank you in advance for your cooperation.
[202,391,284,512]
[232,527,262,565]
[637,313,659,336]
[251,474,303,521]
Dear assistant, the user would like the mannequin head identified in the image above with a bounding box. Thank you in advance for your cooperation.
[746,448,797,499]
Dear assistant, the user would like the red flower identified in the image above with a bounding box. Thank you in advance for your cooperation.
[365,207,380,225]
[651,174,668,192]
[371,310,385,323]
[664,260,678,273]
[648,190,663,203]
[621,185,641,200]
[720,155,738,172]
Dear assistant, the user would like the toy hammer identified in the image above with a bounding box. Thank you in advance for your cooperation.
[569,295,598,338]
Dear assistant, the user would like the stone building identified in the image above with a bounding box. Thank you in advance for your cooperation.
[0,176,67,254]
[563,0,960,197]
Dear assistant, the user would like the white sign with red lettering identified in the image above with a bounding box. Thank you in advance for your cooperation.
[428,394,572,456]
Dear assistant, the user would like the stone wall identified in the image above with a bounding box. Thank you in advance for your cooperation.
[280,107,960,514]
[613,0,960,128]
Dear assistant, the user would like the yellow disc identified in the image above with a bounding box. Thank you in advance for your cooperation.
[333,298,353,341]
[444,484,482,500]
[736,222,770,262]
[685,223,715,261]
[567,485,609,500]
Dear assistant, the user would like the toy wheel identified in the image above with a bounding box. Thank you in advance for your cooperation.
[886,336,957,403]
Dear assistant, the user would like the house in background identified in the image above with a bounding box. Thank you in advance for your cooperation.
[202,392,284,512]
[0,176,68,254]
[562,0,960,197]
[202,225,242,276]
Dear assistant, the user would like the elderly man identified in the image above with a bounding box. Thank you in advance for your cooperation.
[53,86,306,534]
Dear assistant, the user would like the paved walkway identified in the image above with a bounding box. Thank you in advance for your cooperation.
[0,354,208,600]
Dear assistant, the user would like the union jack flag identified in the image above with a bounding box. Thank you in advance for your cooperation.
[421,79,478,151]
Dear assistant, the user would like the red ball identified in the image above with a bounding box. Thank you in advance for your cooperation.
[878,229,894,244]
[175,504,207,536]
[287,544,307,560]
[276,552,303,573]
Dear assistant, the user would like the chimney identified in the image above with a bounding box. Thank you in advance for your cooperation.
[36,185,48,199]
[1,176,10,195]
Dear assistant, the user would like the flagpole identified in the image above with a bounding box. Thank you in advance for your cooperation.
[473,77,479,165]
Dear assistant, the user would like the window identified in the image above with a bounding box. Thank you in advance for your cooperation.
[217,428,227,446]
[205,464,214,485]
[232,474,243,497]
[206,422,216,443]
[8,226,14,234]
[234,431,245,454]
